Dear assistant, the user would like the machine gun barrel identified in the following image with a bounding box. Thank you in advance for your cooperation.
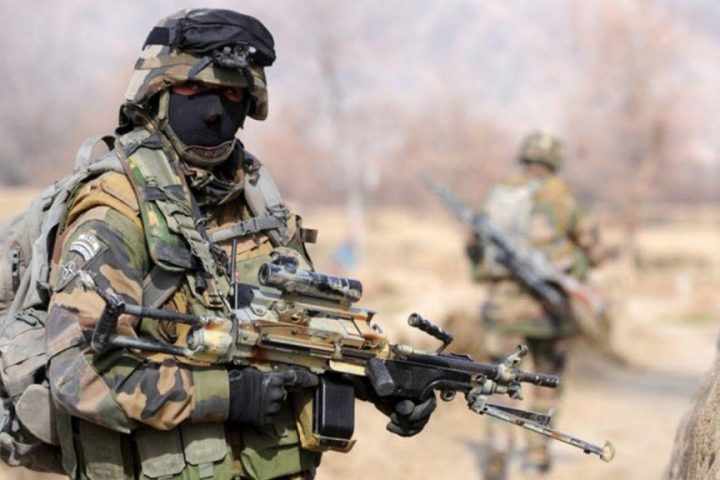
[400,351,559,389]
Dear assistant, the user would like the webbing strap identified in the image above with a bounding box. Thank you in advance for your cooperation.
[142,266,184,309]
[74,135,115,172]
[207,214,285,243]
[242,151,292,246]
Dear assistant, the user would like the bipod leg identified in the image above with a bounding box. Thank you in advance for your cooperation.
[482,405,615,462]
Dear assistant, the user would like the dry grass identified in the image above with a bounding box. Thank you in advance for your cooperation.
[305,204,720,480]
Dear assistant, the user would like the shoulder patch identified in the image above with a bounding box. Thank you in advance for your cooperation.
[68,233,102,262]
[55,232,108,293]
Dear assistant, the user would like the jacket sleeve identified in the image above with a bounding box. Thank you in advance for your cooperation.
[527,177,603,275]
[46,205,230,434]
[568,207,604,267]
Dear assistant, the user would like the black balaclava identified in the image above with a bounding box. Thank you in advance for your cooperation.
[168,89,248,148]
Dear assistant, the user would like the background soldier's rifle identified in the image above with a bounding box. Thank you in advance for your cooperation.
[423,176,617,356]
[80,253,614,462]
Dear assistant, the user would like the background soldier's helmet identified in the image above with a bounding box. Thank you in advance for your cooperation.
[517,131,564,171]
[123,8,275,123]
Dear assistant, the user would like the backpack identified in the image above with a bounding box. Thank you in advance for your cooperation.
[0,135,118,472]
[482,178,543,276]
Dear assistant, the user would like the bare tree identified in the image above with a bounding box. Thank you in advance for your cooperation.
[567,0,681,264]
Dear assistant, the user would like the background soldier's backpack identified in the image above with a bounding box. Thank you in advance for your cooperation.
[0,136,118,473]
[482,178,543,276]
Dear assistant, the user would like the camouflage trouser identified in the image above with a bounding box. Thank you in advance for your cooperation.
[483,328,571,457]
[480,280,574,460]
[480,280,575,339]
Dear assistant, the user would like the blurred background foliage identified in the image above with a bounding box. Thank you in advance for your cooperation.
[1,0,718,210]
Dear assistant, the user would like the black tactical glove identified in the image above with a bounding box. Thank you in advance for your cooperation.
[340,373,437,437]
[374,395,437,437]
[227,368,318,429]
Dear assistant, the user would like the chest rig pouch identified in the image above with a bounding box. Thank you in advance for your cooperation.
[117,129,231,306]
[112,130,235,479]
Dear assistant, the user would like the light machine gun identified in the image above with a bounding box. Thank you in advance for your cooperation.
[80,254,614,462]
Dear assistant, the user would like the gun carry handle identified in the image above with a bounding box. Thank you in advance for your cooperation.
[408,313,453,353]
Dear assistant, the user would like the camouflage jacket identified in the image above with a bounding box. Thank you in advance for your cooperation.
[468,173,602,338]
[468,173,601,283]
[46,130,311,435]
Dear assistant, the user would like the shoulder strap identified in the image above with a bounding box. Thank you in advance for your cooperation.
[207,215,285,243]
[74,135,116,172]
[142,266,184,309]
[116,134,196,272]
[241,151,292,246]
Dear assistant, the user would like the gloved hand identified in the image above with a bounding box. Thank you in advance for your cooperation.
[227,368,318,429]
[373,394,437,437]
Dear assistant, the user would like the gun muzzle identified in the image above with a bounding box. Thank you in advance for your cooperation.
[515,371,560,389]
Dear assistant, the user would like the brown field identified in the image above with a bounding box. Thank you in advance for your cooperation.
[0,190,718,479]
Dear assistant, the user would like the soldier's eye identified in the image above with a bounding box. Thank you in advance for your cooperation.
[223,88,245,103]
[173,83,205,96]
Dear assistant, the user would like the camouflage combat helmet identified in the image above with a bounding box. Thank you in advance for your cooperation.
[517,131,564,171]
[124,8,274,122]
[119,9,276,166]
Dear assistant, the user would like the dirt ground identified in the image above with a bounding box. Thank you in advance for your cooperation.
[0,192,718,480]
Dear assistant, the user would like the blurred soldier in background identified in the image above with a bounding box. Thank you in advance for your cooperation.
[466,132,603,477]
[40,9,434,480]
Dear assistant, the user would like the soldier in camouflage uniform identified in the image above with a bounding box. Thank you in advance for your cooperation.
[46,9,435,480]
[466,132,601,476]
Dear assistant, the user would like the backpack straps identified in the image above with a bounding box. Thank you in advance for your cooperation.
[207,215,286,243]
[73,135,116,172]
[241,151,292,246]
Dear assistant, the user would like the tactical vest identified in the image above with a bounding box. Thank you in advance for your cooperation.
[60,128,320,480]
[483,178,543,277]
